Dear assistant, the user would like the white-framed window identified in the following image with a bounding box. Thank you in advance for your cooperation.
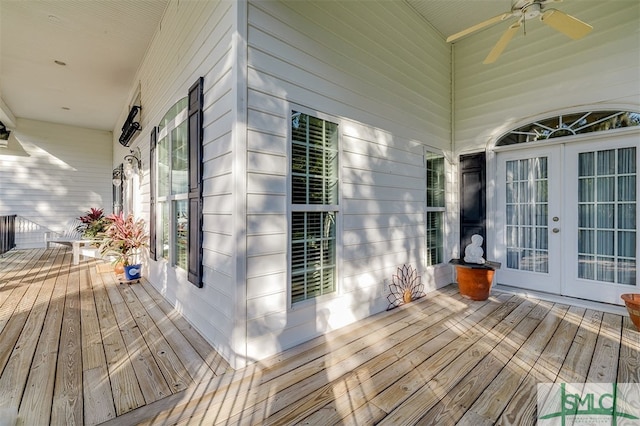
[156,97,189,269]
[426,152,445,266]
[290,110,339,304]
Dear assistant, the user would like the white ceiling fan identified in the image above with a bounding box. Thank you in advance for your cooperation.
[446,0,593,64]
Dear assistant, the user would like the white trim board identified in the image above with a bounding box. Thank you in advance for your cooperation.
[494,284,628,316]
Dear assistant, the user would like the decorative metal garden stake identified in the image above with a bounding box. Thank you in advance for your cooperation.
[387,264,425,310]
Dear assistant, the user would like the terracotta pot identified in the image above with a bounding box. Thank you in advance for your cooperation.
[456,266,495,301]
[114,262,125,275]
[621,294,640,331]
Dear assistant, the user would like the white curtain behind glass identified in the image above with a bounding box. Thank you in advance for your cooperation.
[578,148,636,284]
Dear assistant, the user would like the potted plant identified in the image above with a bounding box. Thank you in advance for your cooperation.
[98,212,148,280]
[76,207,112,241]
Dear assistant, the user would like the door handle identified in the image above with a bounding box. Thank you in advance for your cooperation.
[552,228,560,233]
[553,217,559,222]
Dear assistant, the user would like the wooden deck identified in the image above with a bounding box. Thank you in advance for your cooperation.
[0,248,230,426]
[1,248,638,425]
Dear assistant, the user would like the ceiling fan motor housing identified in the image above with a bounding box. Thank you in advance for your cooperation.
[522,3,542,20]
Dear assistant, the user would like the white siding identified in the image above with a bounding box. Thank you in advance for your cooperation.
[115,0,241,366]
[0,118,112,248]
[453,0,640,153]
[245,0,451,361]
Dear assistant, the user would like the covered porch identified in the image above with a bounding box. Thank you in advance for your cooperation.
[1,248,637,425]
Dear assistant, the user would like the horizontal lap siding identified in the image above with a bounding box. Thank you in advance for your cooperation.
[453,0,640,153]
[245,0,450,360]
[121,0,237,363]
[0,119,112,248]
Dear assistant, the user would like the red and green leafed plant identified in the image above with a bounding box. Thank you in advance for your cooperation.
[98,212,148,266]
[76,207,111,239]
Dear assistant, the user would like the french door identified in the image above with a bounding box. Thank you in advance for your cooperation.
[562,138,638,304]
[496,146,562,293]
[496,135,638,305]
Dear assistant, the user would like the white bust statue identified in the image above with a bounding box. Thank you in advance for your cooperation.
[464,234,485,264]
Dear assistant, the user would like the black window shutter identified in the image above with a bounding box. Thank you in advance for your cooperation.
[149,127,157,261]
[188,77,204,287]
[459,152,486,255]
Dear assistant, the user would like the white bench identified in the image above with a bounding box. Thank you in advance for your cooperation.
[44,219,100,265]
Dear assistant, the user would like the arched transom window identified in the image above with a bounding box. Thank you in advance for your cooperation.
[497,111,640,147]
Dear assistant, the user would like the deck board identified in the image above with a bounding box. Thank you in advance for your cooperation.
[51,257,83,426]
[0,248,637,425]
[102,271,173,404]
[17,252,70,425]
[0,250,63,409]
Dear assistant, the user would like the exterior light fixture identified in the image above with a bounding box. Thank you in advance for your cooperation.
[112,165,123,187]
[119,105,141,147]
[123,147,142,179]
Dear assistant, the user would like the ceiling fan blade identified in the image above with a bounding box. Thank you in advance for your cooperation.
[483,22,521,64]
[446,12,513,43]
[541,9,593,40]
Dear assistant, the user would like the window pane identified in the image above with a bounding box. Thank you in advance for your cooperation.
[578,229,594,254]
[426,211,443,266]
[596,231,614,256]
[618,259,636,286]
[578,152,594,177]
[160,201,169,260]
[291,211,336,303]
[618,147,636,174]
[175,200,188,270]
[426,155,445,208]
[618,204,636,229]
[578,255,595,280]
[596,257,615,283]
[596,204,614,228]
[618,176,636,202]
[291,111,339,206]
[618,231,636,258]
[579,178,594,202]
[597,150,615,175]
[158,136,170,196]
[171,121,188,195]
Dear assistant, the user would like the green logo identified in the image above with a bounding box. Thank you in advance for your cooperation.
[538,383,640,425]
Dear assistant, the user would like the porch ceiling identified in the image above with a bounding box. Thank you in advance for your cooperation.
[0,0,168,131]
[0,0,508,133]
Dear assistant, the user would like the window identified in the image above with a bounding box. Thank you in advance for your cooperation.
[497,111,640,146]
[155,97,189,269]
[426,153,445,266]
[290,110,339,303]
[150,78,203,286]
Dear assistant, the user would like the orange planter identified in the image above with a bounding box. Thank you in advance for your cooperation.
[621,294,640,331]
[456,266,495,301]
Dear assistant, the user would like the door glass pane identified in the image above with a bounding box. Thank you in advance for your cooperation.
[505,157,548,273]
[578,147,636,284]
